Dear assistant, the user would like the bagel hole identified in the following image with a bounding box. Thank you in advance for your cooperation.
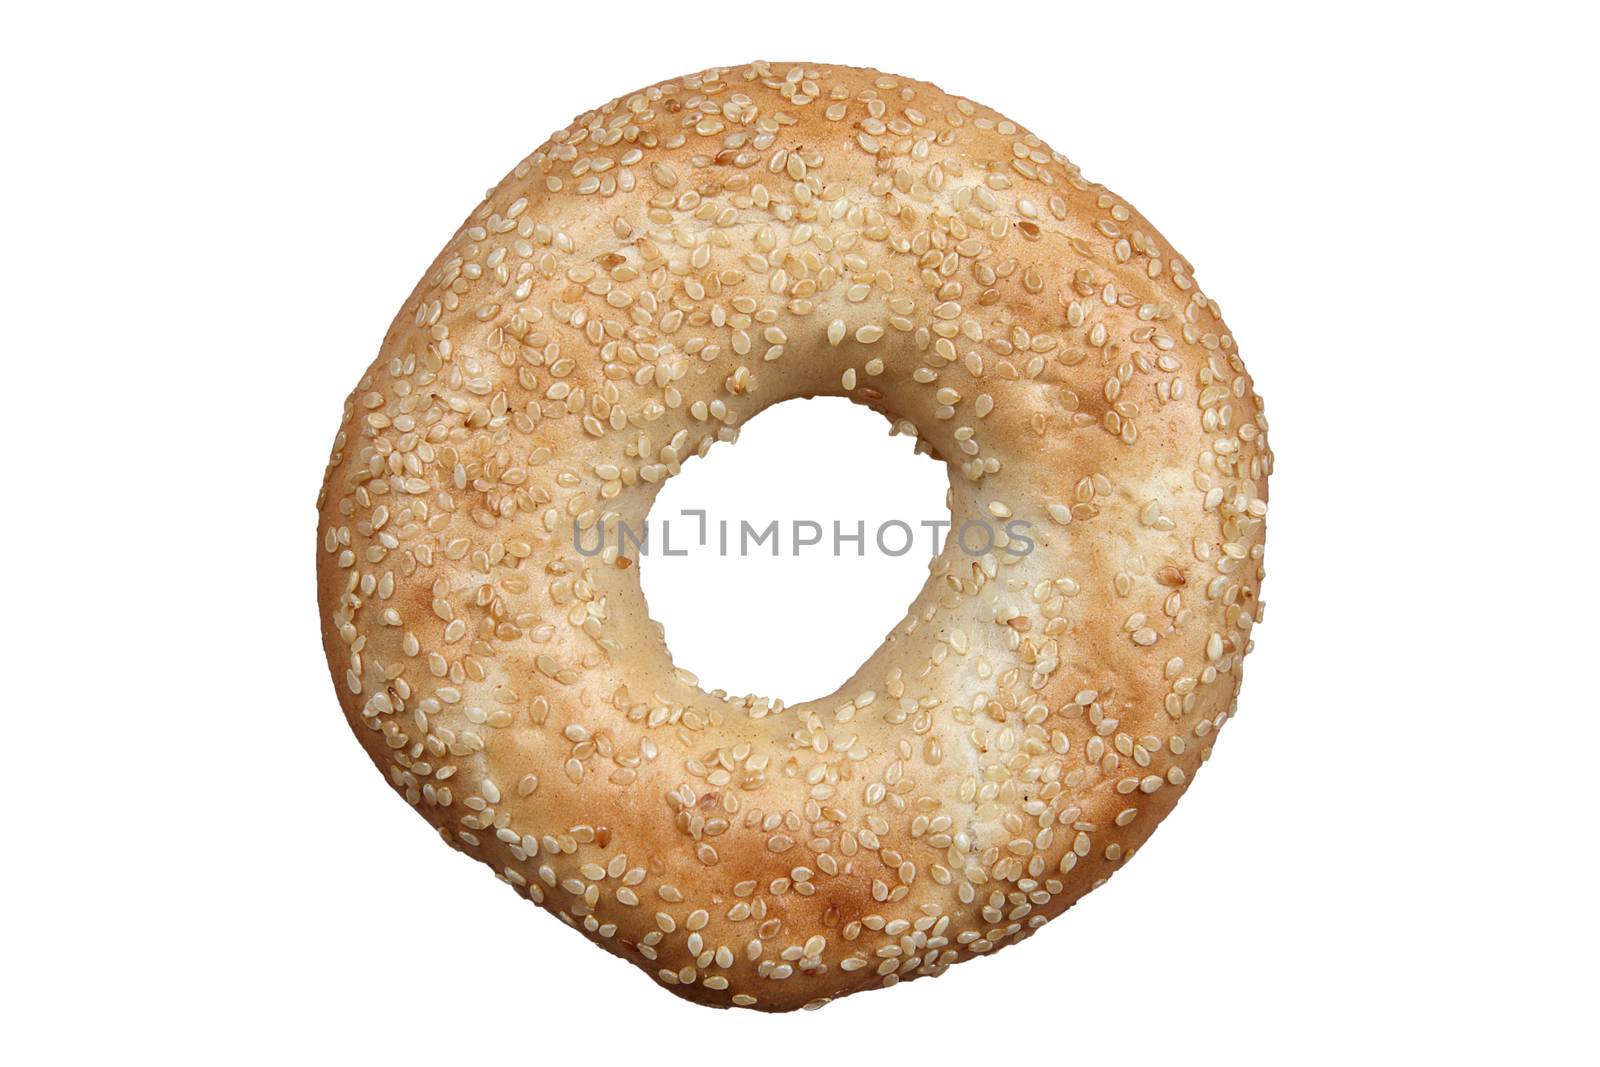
[639,397,949,706]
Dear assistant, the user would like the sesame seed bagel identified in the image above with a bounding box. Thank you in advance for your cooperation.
[317,61,1271,1012]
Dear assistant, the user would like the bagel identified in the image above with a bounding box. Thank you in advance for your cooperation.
[316,60,1272,1011]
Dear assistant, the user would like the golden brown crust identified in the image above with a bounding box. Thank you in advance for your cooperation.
[316,61,1271,1011]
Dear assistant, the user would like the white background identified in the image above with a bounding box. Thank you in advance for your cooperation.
[6,2,1596,1061]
